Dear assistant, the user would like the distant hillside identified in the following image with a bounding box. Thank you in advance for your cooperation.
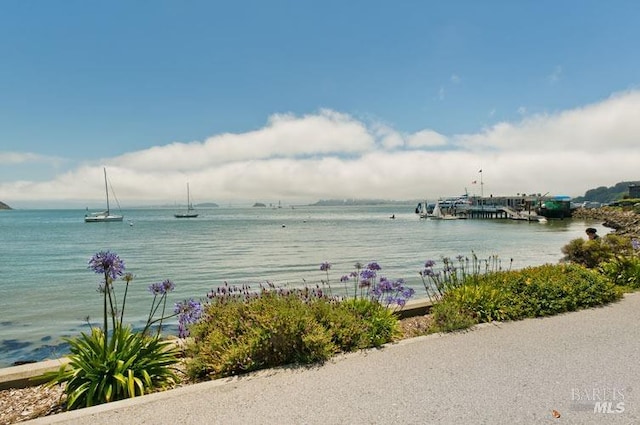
[572,181,640,203]
[0,201,11,210]
[196,203,219,208]
[310,199,414,206]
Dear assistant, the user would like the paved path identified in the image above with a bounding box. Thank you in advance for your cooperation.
[27,293,640,424]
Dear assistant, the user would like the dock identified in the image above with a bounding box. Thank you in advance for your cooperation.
[418,194,569,220]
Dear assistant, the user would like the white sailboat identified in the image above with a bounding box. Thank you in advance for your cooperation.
[429,200,460,220]
[174,183,198,218]
[84,168,124,223]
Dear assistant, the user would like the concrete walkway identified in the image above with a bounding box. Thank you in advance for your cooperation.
[26,293,640,424]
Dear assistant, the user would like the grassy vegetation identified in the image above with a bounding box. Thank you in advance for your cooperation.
[430,264,621,330]
[184,291,399,380]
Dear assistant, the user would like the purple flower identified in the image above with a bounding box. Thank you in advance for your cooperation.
[320,262,331,271]
[632,239,640,250]
[367,262,382,271]
[392,278,405,289]
[360,269,377,280]
[340,275,350,282]
[378,277,393,292]
[424,260,436,268]
[174,298,203,338]
[88,251,125,280]
[402,287,415,298]
[148,279,176,295]
[422,268,435,277]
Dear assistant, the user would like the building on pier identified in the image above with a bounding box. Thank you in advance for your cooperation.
[418,193,573,220]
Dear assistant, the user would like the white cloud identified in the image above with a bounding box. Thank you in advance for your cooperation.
[1,91,640,206]
[115,109,374,172]
[406,130,448,148]
[0,152,62,165]
[372,124,404,150]
[456,91,640,153]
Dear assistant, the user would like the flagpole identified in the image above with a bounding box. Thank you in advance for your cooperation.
[479,169,483,198]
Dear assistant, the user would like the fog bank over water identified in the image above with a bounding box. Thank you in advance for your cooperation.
[3,91,640,209]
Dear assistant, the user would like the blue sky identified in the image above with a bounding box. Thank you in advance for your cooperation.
[1,1,639,207]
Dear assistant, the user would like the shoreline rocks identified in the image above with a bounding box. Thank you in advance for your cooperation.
[572,207,640,239]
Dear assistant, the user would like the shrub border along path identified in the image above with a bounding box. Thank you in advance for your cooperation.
[10,292,640,425]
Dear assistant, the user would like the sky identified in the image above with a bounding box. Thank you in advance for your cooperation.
[1,1,640,208]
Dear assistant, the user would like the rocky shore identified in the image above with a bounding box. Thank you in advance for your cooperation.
[572,206,640,239]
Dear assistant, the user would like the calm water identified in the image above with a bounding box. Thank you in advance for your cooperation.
[0,206,599,368]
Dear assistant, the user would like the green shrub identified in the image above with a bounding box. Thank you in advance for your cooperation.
[432,264,621,329]
[600,255,640,288]
[561,234,633,268]
[185,293,399,380]
[185,293,335,379]
[439,282,517,322]
[500,264,620,317]
[333,298,400,348]
[430,301,478,333]
[561,238,613,268]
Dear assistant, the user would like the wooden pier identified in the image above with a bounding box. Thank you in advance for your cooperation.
[433,194,554,221]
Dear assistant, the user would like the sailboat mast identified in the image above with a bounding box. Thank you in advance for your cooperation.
[104,168,110,214]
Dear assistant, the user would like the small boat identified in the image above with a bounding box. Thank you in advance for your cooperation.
[429,201,461,220]
[84,168,124,223]
[174,183,199,218]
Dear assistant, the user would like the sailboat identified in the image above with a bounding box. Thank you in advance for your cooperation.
[429,200,460,220]
[174,183,199,218]
[84,168,124,223]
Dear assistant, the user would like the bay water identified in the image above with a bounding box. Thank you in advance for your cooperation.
[0,205,598,368]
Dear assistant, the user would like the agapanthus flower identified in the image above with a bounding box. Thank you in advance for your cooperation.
[88,251,125,280]
[367,262,381,271]
[632,239,640,250]
[174,298,203,338]
[378,277,393,292]
[360,269,377,280]
[148,279,176,295]
[424,259,436,268]
[392,278,405,289]
[402,287,416,298]
[320,262,331,271]
[340,275,350,282]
